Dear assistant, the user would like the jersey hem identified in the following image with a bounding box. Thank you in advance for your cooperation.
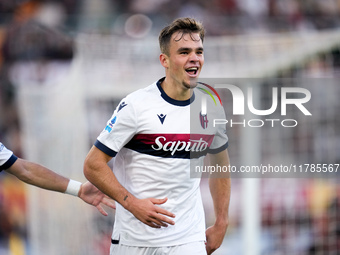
[117,237,206,247]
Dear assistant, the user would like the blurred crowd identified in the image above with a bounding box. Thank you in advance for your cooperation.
[123,0,340,35]
[0,0,340,254]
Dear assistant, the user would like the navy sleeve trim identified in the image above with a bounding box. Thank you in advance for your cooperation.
[94,140,117,157]
[0,154,18,171]
[208,142,229,154]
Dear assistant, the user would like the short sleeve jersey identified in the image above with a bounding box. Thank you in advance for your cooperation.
[0,143,18,171]
[95,78,228,247]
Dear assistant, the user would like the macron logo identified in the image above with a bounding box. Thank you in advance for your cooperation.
[157,114,166,124]
[118,102,127,112]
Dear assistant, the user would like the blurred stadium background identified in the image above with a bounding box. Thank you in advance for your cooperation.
[0,0,340,254]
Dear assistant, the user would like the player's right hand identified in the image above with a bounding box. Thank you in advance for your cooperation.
[128,197,176,228]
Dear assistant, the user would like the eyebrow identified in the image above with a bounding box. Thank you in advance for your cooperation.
[177,47,204,52]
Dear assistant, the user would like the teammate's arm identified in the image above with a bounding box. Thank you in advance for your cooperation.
[7,158,71,192]
[84,145,175,228]
[6,158,115,216]
[205,148,231,255]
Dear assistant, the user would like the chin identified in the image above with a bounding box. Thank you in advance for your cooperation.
[183,79,198,89]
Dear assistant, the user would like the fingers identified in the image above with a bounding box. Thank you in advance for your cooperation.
[150,197,168,205]
[144,221,162,228]
[95,198,115,216]
[155,206,175,218]
[96,205,109,216]
[131,197,176,229]
[147,217,168,228]
[139,211,175,228]
[149,197,176,219]
[205,246,216,255]
[150,198,176,226]
[205,242,215,255]
[102,197,116,210]
[153,209,175,225]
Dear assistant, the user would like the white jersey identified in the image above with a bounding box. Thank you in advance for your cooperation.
[95,78,228,247]
[0,142,18,171]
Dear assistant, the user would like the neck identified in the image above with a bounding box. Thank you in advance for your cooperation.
[161,77,194,101]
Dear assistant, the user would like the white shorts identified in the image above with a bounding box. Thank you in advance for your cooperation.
[110,240,207,255]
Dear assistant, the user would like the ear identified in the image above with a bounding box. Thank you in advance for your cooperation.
[159,53,169,68]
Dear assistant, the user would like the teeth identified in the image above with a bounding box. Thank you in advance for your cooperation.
[186,67,198,71]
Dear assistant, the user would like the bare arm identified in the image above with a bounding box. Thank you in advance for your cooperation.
[6,158,69,192]
[205,149,231,255]
[83,145,175,228]
[6,158,115,216]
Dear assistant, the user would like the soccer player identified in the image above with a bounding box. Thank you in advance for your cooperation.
[0,142,115,216]
[84,17,231,255]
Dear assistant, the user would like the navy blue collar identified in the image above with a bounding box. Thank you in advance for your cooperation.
[156,77,195,106]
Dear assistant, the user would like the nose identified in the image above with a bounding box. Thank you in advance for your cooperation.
[189,52,200,62]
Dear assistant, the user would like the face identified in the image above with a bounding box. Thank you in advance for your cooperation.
[160,32,204,90]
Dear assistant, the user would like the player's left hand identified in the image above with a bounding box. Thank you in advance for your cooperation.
[78,181,116,216]
[205,222,228,255]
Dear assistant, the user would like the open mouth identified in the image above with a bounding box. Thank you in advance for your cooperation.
[185,67,198,76]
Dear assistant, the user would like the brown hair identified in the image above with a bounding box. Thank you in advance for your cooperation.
[159,17,205,56]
